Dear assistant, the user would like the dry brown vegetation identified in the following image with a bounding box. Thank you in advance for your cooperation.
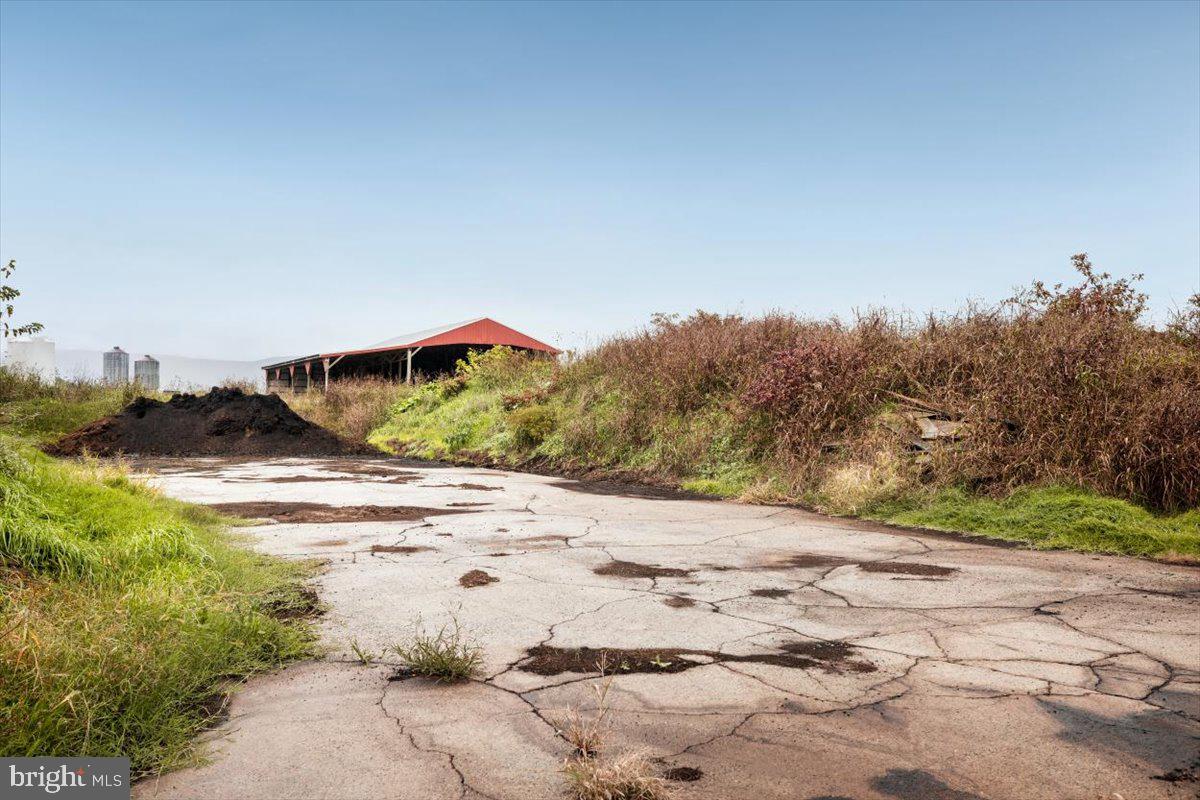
[567,255,1199,511]
[284,376,409,443]
[554,670,673,800]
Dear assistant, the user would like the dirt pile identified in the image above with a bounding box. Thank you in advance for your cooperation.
[46,387,374,457]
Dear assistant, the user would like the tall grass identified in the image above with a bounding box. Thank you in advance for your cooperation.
[282,376,412,444]
[0,439,316,772]
[0,368,151,444]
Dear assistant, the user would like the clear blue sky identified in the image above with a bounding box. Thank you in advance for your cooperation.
[2,0,1197,359]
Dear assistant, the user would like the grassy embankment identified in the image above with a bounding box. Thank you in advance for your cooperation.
[1,371,317,773]
[297,258,1200,561]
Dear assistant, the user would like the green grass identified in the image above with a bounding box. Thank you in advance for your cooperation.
[866,485,1200,560]
[0,439,317,773]
[389,618,482,682]
[0,367,146,445]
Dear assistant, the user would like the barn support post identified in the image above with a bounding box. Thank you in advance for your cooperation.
[303,361,312,393]
[288,364,295,391]
[322,355,346,393]
[405,346,423,384]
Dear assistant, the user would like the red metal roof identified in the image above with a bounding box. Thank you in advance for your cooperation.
[262,318,558,370]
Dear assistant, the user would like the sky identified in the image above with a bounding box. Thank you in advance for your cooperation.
[1,0,1197,360]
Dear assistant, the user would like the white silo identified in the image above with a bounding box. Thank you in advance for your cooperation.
[4,337,56,380]
[134,355,160,391]
[103,347,130,384]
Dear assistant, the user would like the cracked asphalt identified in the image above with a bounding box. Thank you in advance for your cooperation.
[131,458,1200,800]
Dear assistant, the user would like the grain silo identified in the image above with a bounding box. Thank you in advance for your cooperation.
[103,346,129,384]
[134,354,160,391]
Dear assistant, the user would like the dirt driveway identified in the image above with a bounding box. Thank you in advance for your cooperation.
[133,458,1199,800]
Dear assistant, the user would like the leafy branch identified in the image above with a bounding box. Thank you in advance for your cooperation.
[2,260,44,339]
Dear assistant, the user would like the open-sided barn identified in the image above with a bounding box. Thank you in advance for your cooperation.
[262,317,558,393]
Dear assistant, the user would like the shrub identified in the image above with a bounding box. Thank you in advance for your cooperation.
[508,405,556,449]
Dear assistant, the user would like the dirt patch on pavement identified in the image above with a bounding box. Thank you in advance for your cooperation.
[548,478,717,502]
[263,586,322,620]
[520,646,705,675]
[662,595,696,608]
[859,562,958,577]
[370,545,431,554]
[772,554,855,569]
[428,482,502,491]
[459,570,499,588]
[246,471,420,484]
[46,387,372,457]
[664,767,703,782]
[518,641,875,676]
[207,501,466,523]
[254,475,357,483]
[1153,756,1199,784]
[751,588,792,599]
[594,560,692,579]
[310,538,349,547]
[447,501,492,508]
[319,462,420,479]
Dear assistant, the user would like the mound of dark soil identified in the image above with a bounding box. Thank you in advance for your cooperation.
[45,387,374,457]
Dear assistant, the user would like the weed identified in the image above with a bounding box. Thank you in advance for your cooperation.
[349,639,376,665]
[555,665,672,800]
[551,667,614,757]
[389,617,482,682]
[562,752,672,800]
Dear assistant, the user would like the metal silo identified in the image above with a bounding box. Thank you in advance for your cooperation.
[103,346,129,384]
[134,354,160,391]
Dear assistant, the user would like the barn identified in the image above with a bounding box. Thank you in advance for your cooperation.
[262,317,558,393]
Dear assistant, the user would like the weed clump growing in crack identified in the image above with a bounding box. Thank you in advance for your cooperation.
[555,662,673,800]
[551,672,614,757]
[563,752,672,800]
[389,617,482,682]
[349,639,375,664]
